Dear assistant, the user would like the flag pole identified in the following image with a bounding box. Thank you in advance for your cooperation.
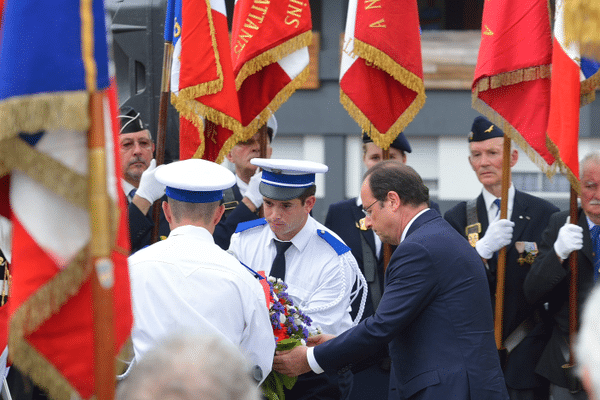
[150,39,174,244]
[494,133,511,351]
[566,186,579,366]
[88,91,116,400]
[151,0,176,244]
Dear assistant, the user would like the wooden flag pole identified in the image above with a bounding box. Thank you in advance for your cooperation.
[88,91,116,400]
[494,134,511,350]
[150,40,174,244]
[567,186,579,366]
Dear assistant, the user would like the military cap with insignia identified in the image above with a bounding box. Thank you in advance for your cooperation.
[468,116,504,142]
[118,106,146,134]
[362,131,412,153]
[155,159,236,203]
[250,158,328,201]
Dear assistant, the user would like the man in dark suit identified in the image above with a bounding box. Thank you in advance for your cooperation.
[524,152,600,400]
[274,160,509,400]
[444,116,558,400]
[118,106,170,253]
[324,132,440,399]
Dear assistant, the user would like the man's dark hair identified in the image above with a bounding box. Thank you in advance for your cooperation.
[364,160,429,207]
[168,198,220,225]
[297,185,317,205]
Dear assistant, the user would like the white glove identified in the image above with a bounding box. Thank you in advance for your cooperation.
[135,159,166,203]
[475,218,515,259]
[554,217,584,260]
[245,171,263,208]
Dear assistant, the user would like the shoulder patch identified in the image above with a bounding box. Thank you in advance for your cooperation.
[317,229,351,255]
[235,218,268,233]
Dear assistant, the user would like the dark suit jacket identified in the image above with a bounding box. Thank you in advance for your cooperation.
[128,195,170,254]
[523,208,596,388]
[325,198,440,319]
[214,184,259,250]
[314,210,508,400]
[444,190,558,389]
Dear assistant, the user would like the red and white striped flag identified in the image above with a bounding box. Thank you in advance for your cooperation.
[231,0,312,137]
[170,0,243,162]
[340,0,425,149]
[472,0,554,172]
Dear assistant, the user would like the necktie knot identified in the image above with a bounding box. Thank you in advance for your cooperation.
[274,240,292,254]
[129,188,137,199]
[493,198,501,217]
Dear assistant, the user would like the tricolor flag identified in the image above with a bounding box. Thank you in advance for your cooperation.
[169,0,243,162]
[472,0,554,172]
[231,0,312,137]
[340,0,425,150]
[546,0,600,188]
[0,0,132,398]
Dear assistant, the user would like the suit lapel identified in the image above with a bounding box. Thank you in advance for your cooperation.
[510,191,527,243]
[579,208,594,264]
[351,203,377,255]
[477,194,489,234]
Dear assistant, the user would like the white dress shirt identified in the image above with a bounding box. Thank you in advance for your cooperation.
[229,216,362,336]
[481,184,515,222]
[129,225,275,383]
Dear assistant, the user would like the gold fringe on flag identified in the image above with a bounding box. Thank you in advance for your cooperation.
[239,66,310,142]
[235,31,313,90]
[0,92,90,142]
[546,136,581,195]
[174,0,224,101]
[9,249,91,400]
[0,137,87,209]
[340,39,426,150]
[564,0,600,57]
[472,75,558,179]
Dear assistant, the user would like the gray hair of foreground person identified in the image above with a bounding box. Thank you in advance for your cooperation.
[576,285,600,400]
[117,334,261,400]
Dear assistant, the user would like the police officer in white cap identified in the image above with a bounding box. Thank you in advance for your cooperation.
[128,159,275,384]
[229,158,366,399]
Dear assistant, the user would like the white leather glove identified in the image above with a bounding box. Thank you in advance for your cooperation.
[475,218,515,259]
[135,159,166,203]
[554,217,584,260]
[245,171,263,208]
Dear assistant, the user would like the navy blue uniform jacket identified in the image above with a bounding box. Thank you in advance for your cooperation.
[313,210,509,400]
[444,190,558,389]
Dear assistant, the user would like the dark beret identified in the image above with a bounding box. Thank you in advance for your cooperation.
[118,106,146,134]
[362,132,412,153]
[468,116,504,142]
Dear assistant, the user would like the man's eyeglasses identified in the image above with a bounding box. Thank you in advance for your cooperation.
[362,199,379,216]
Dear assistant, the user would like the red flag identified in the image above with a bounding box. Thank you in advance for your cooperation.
[472,0,554,171]
[340,0,425,150]
[231,0,312,136]
[0,0,132,397]
[170,0,243,162]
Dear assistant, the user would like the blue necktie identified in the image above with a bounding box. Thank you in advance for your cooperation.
[493,198,501,218]
[270,240,292,280]
[591,225,600,283]
[128,188,137,202]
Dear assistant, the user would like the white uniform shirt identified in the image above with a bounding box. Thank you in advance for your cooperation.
[229,216,362,336]
[128,225,275,383]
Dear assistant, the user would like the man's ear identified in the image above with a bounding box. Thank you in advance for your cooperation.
[387,191,401,211]
[212,204,225,226]
[303,196,316,213]
[162,201,173,225]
